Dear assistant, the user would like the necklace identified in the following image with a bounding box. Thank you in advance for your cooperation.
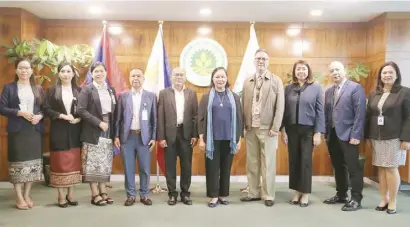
[217,92,225,107]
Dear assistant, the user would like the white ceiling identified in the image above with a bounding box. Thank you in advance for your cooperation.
[1,0,410,22]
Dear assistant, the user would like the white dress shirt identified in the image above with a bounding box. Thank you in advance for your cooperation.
[17,83,34,114]
[130,88,142,130]
[61,85,73,114]
[173,85,185,125]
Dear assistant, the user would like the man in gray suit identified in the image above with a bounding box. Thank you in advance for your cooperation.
[323,61,366,211]
[157,67,198,206]
[114,68,157,206]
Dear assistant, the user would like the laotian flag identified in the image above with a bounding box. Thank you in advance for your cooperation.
[82,23,128,96]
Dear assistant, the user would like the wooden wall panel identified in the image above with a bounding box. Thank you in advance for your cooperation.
[36,20,383,177]
[1,9,404,180]
[385,16,410,183]
[0,9,42,181]
[0,8,22,181]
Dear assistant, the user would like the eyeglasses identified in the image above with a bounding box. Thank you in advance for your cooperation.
[255,57,268,62]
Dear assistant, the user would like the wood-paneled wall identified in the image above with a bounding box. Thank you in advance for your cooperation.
[0,8,395,181]
[384,14,410,183]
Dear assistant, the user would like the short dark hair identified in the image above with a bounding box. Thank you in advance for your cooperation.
[90,61,107,73]
[210,67,230,88]
[376,61,402,92]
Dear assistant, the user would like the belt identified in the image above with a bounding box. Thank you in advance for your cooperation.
[130,129,141,134]
[177,123,183,128]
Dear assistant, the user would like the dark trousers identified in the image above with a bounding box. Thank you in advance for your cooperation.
[287,125,314,193]
[205,140,233,198]
[164,127,193,198]
[327,128,363,202]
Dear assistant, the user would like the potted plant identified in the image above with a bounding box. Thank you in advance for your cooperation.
[1,37,94,85]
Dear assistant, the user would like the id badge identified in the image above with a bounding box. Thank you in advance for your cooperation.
[142,109,148,121]
[377,116,384,126]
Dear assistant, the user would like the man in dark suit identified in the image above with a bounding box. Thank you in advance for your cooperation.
[324,61,366,211]
[157,67,198,205]
[114,68,157,206]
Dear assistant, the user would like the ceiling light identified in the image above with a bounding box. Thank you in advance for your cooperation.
[286,28,301,37]
[200,8,212,16]
[310,9,323,17]
[89,6,103,15]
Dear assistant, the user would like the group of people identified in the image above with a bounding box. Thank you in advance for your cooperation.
[0,48,409,215]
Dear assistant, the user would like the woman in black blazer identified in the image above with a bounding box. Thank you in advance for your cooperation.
[0,58,45,210]
[198,67,243,207]
[365,61,410,214]
[281,60,325,207]
[77,62,117,206]
[43,62,82,208]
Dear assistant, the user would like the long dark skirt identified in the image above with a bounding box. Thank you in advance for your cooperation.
[81,116,113,183]
[8,120,43,184]
[50,148,81,187]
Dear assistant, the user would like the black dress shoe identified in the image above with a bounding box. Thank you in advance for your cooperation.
[208,201,218,208]
[387,208,397,214]
[375,204,388,211]
[300,202,309,207]
[168,196,177,206]
[240,196,262,202]
[323,195,349,204]
[264,200,274,207]
[289,200,299,205]
[181,196,192,205]
[342,200,362,211]
[218,198,229,205]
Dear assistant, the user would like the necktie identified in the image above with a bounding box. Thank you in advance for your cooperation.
[333,85,340,105]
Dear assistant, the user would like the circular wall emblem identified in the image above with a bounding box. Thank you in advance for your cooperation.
[179,38,228,87]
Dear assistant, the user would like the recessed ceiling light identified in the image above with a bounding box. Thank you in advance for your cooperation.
[197,27,212,35]
[89,6,103,15]
[200,8,212,16]
[310,9,323,17]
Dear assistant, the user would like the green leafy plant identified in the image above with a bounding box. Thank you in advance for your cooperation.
[285,62,370,85]
[346,62,370,82]
[1,37,94,85]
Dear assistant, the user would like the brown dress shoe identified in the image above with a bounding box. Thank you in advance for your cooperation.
[140,197,152,206]
[124,197,136,206]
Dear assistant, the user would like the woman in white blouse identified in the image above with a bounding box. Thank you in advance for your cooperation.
[43,62,82,208]
[0,58,45,210]
[77,62,117,206]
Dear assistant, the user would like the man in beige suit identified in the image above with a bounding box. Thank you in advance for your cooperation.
[240,48,284,206]
[157,67,198,206]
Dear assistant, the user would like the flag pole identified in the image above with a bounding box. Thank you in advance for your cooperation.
[240,20,255,194]
[150,20,168,194]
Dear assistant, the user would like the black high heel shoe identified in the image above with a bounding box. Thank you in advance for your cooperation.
[375,204,388,211]
[66,195,79,206]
